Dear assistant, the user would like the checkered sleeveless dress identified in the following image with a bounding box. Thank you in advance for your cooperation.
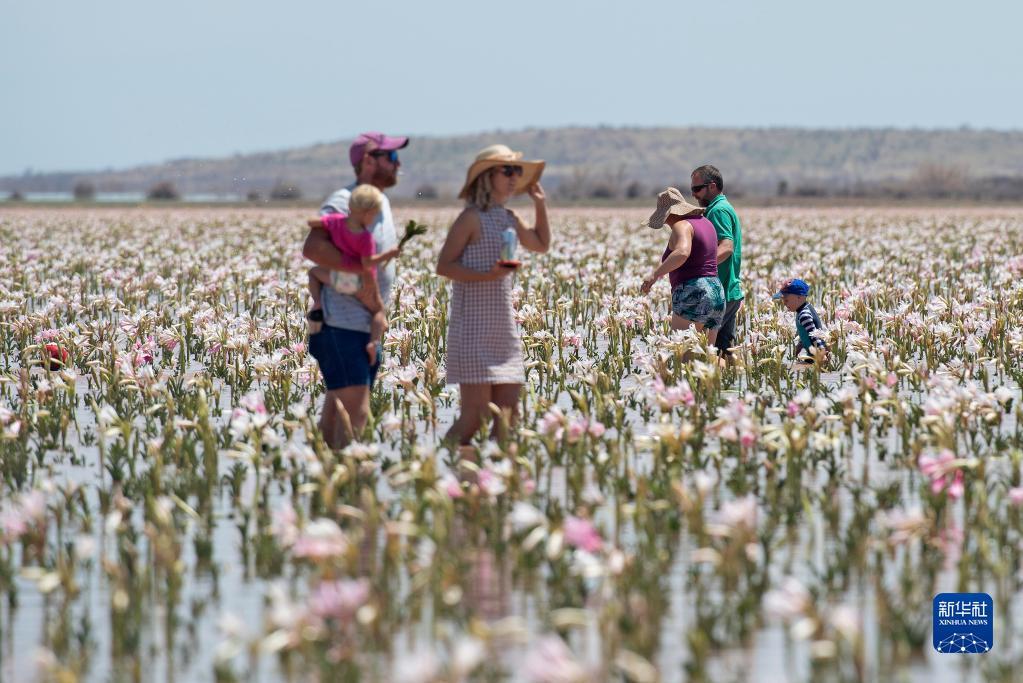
[445,207,526,385]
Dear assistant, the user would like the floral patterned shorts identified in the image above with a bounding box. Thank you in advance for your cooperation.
[671,276,726,329]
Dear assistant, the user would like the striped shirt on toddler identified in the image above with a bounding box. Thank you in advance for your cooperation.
[795,302,827,357]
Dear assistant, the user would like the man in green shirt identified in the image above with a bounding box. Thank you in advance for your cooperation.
[691,165,743,360]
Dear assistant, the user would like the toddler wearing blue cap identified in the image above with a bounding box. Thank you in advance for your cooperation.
[773,278,828,364]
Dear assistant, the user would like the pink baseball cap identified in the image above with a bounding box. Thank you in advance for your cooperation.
[349,131,409,166]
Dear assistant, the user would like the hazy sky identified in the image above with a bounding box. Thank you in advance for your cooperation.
[2,0,1021,176]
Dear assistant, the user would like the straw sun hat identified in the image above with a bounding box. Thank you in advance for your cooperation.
[641,187,705,229]
[457,144,545,199]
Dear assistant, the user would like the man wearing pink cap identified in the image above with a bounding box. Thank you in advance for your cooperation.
[302,131,409,448]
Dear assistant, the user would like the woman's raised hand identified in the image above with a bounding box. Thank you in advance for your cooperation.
[527,183,546,203]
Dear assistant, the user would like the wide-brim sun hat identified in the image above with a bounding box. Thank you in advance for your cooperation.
[641,187,705,229]
[457,144,545,199]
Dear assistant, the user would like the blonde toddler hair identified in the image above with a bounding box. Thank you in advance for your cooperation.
[349,184,384,212]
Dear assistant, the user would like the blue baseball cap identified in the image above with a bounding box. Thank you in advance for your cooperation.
[773,278,810,299]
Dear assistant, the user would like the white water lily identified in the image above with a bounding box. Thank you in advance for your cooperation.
[510,502,547,532]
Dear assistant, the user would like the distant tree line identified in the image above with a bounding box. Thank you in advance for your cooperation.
[147,182,180,201]
[73,181,95,200]
[6,162,1023,203]
[138,179,306,202]
[776,164,1023,201]
[541,163,1023,202]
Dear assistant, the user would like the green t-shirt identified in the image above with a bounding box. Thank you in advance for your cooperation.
[705,194,743,302]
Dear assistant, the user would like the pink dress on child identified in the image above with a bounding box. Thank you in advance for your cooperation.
[322,213,376,274]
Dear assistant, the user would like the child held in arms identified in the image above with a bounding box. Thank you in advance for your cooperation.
[773,278,828,366]
[306,184,400,364]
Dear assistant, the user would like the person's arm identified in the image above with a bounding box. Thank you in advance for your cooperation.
[511,184,551,253]
[798,310,828,350]
[640,221,692,293]
[362,247,401,269]
[303,225,355,272]
[302,217,365,273]
[712,209,736,264]
[717,238,734,264]
[436,210,512,283]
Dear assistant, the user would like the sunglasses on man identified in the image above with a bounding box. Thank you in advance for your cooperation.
[691,182,714,193]
[368,149,400,164]
[499,165,524,178]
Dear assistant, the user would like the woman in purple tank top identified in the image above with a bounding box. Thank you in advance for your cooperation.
[640,188,726,345]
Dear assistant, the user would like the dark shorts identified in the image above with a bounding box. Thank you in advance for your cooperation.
[716,298,744,356]
[307,325,381,391]
[671,276,726,329]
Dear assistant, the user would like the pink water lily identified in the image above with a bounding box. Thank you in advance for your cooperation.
[763,576,811,621]
[308,578,370,622]
[239,391,268,415]
[566,418,587,443]
[877,506,929,546]
[715,495,758,532]
[652,376,695,410]
[563,516,603,553]
[476,468,506,497]
[439,473,464,499]
[292,519,348,560]
[158,328,180,351]
[131,335,157,367]
[710,397,758,448]
[1008,487,1023,506]
[539,407,566,439]
[35,328,61,342]
[918,449,966,499]
[1,490,46,545]
[0,508,27,544]
[524,635,586,683]
[271,503,299,547]
[566,416,605,443]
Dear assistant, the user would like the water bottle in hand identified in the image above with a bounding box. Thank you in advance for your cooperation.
[498,227,520,268]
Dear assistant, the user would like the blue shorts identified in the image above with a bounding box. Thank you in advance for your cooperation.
[307,325,381,391]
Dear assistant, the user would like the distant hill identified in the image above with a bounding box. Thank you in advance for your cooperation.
[4,126,1023,200]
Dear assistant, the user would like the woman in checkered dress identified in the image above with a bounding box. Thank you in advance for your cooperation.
[437,144,550,445]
